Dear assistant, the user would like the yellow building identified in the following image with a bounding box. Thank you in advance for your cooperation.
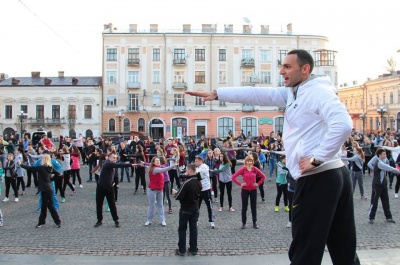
[102,23,337,140]
[338,71,400,133]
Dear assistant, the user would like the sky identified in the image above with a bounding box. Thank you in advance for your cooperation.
[1,0,400,86]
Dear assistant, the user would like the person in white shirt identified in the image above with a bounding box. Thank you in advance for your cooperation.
[186,49,359,265]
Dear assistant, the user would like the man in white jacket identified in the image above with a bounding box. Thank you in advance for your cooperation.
[186,50,359,265]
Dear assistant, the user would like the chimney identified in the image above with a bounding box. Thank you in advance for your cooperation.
[31,71,40,78]
[129,24,137,33]
[58,71,64,78]
[287,23,292,35]
[183,24,191,33]
[202,24,212,33]
[367,77,371,81]
[243,25,251,34]
[12,78,20,85]
[353,80,357,85]
[224,24,233,33]
[72,77,78,85]
[0,73,5,81]
[150,24,158,33]
[261,25,269,34]
[45,77,52,85]
[104,23,113,31]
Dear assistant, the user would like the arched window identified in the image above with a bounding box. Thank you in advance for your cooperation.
[138,118,145,132]
[123,118,130,132]
[109,118,116,132]
[86,129,93,139]
[217,117,233,138]
[69,129,76,139]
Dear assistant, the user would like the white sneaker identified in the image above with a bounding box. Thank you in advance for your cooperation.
[219,207,223,212]
[0,221,3,227]
[144,221,152,226]
[161,221,166,226]
[2,197,9,202]
[214,198,219,203]
[15,198,19,203]
[395,193,399,198]
[287,221,292,228]
[211,191,214,196]
[79,184,83,189]
[229,207,235,212]
[210,222,215,229]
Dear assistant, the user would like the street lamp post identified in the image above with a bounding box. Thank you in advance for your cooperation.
[17,111,26,142]
[376,106,387,132]
[115,111,125,134]
[360,112,367,134]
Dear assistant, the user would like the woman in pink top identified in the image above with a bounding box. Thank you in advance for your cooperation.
[232,155,265,229]
[70,146,82,189]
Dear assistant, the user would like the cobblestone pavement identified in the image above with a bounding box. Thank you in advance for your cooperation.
[0,166,400,257]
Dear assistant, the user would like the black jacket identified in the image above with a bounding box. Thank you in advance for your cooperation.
[175,176,202,210]
[98,160,132,188]
[21,164,61,192]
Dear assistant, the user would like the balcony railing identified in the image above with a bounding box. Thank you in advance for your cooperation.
[173,59,186,65]
[172,82,187,89]
[127,59,140,65]
[241,58,255,67]
[241,82,253,86]
[242,104,255,112]
[174,105,186,112]
[127,105,139,111]
[27,118,67,126]
[127,82,140,89]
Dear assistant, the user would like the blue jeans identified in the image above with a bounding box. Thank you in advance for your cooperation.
[146,188,165,223]
[120,166,130,182]
[178,208,199,254]
[268,159,277,180]
[88,162,94,180]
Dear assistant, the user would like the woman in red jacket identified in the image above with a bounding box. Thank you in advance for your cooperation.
[144,157,175,227]
[232,155,265,229]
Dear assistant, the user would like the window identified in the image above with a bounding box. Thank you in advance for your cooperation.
[278,75,284,86]
[21,105,28,114]
[218,117,233,138]
[376,94,379,105]
[52,105,60,119]
[398,91,400,103]
[278,50,287,64]
[84,105,92,119]
[195,71,205,83]
[354,100,357,110]
[314,50,335,66]
[383,92,386,104]
[369,94,372,105]
[153,48,160,61]
[219,49,226,61]
[123,118,130,132]
[260,50,271,61]
[106,94,117,106]
[195,49,205,61]
[174,71,185,83]
[174,94,185,106]
[68,105,76,120]
[260,71,271,83]
[106,48,117,61]
[390,92,394,104]
[242,49,252,60]
[219,101,226,107]
[109,118,116,132]
[241,71,252,83]
[152,93,161,107]
[360,99,364,109]
[36,105,44,119]
[153,71,160,83]
[369,117,373,131]
[275,117,284,133]
[107,71,117,83]
[128,48,139,63]
[5,105,12,119]
[172,118,187,138]
[242,117,257,138]
[219,71,226,83]
[174,49,185,60]
[138,118,145,132]
[195,96,205,106]
[376,117,379,130]
[128,94,139,111]
[128,71,139,83]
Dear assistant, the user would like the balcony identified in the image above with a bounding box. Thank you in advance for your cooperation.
[127,105,139,111]
[172,82,187,89]
[173,105,186,112]
[241,82,253,86]
[173,59,186,65]
[242,104,255,112]
[127,59,140,66]
[127,82,140,89]
[27,118,67,126]
[241,58,255,67]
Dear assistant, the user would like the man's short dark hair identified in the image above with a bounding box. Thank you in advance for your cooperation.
[186,164,196,173]
[195,155,204,161]
[375,148,386,157]
[288,49,314,73]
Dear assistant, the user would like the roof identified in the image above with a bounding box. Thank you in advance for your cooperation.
[0,76,102,87]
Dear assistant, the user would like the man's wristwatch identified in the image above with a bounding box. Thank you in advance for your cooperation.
[310,157,323,167]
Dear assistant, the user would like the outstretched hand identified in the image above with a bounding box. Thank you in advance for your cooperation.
[185,90,218,102]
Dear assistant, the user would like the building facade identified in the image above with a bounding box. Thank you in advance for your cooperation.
[0,72,102,140]
[338,71,400,133]
[102,23,337,140]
